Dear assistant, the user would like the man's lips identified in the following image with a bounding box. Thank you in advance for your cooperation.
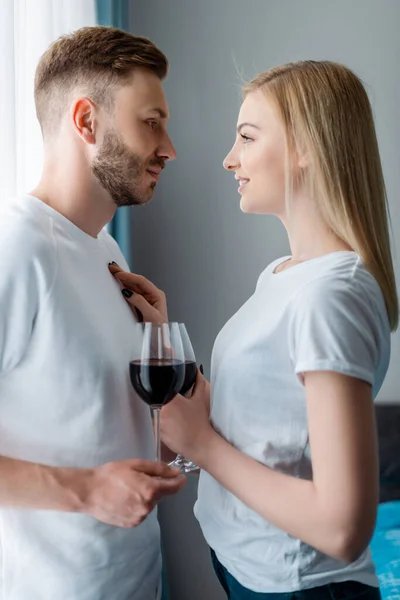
[147,167,164,182]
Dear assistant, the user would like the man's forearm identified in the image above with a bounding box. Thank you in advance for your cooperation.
[0,456,90,512]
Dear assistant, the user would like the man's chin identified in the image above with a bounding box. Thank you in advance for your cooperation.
[140,188,156,205]
[141,184,157,203]
[131,179,157,205]
[131,190,155,207]
[113,188,155,207]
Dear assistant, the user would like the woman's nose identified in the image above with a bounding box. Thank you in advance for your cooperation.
[223,146,239,171]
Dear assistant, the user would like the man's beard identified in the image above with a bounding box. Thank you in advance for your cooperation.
[92,129,162,207]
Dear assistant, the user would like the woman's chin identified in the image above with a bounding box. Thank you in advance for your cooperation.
[239,195,251,213]
[240,194,281,215]
[240,195,260,214]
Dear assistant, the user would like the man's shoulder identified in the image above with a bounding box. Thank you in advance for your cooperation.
[0,196,55,265]
[0,195,54,243]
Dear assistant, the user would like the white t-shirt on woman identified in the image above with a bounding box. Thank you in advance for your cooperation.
[195,251,390,593]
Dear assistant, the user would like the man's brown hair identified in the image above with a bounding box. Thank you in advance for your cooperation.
[34,26,168,137]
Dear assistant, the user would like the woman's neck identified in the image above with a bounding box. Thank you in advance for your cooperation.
[280,194,352,262]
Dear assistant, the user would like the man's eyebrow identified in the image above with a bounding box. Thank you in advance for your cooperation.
[236,122,261,133]
[148,108,168,119]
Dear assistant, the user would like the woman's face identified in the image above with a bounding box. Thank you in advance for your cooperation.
[223,90,290,216]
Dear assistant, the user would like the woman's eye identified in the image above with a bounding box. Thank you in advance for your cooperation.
[240,133,252,143]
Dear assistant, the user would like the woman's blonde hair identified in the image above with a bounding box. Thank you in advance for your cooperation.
[244,61,398,331]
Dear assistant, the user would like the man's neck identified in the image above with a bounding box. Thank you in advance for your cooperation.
[31,166,116,238]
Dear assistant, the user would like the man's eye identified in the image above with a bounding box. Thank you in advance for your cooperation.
[240,133,252,143]
[147,120,158,130]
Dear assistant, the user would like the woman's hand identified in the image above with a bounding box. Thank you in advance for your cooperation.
[160,369,213,464]
[109,263,168,323]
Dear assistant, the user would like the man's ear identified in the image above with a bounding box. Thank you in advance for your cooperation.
[71,97,98,144]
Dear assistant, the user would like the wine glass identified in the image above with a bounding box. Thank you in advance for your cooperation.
[168,323,200,474]
[129,322,185,462]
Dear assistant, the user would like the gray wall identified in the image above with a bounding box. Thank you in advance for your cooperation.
[128,2,400,598]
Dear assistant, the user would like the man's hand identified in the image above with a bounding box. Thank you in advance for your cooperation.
[82,459,186,528]
[108,263,168,323]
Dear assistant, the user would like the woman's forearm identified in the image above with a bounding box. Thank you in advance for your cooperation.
[195,431,369,563]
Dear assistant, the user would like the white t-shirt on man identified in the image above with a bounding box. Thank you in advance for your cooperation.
[195,251,390,593]
[0,195,161,600]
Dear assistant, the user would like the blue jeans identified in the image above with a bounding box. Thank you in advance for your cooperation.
[210,549,382,600]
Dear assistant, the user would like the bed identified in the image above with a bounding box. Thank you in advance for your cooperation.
[370,404,400,600]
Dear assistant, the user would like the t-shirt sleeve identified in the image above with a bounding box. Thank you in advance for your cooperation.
[0,223,54,375]
[288,278,382,386]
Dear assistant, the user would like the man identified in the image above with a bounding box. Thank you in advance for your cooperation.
[0,26,185,600]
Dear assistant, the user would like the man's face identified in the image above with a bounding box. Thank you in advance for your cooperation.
[92,69,176,207]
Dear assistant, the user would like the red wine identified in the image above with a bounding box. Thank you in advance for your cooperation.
[129,359,185,408]
[180,360,197,395]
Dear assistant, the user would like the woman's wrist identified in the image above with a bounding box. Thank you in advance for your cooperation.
[191,426,223,470]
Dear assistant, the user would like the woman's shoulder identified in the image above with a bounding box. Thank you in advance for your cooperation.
[289,254,389,335]
[299,253,384,305]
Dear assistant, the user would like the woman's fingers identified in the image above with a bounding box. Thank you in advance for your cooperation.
[108,263,124,276]
[193,368,207,390]
[109,265,161,295]
[122,289,165,323]
[191,369,211,413]
[108,263,168,322]
[109,265,165,304]
[121,289,144,322]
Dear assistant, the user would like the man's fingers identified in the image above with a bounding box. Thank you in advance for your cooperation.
[131,460,182,479]
[155,475,187,496]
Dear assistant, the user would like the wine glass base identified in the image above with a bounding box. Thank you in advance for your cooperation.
[169,454,200,474]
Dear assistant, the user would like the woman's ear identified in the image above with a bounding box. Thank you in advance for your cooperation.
[297,152,309,169]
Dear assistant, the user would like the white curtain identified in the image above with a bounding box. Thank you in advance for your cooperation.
[0,0,97,199]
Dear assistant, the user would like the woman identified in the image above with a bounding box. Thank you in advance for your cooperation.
[110,60,398,599]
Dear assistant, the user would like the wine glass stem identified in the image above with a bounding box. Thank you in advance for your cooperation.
[153,407,161,462]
